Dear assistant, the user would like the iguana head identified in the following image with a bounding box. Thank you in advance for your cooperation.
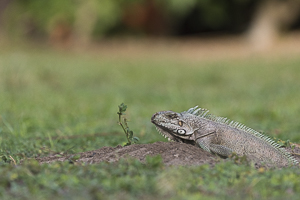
[151,111,198,142]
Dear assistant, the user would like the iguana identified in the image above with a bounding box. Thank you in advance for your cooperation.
[151,106,299,167]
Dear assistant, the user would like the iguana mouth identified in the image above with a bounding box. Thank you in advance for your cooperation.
[155,126,189,143]
[155,126,196,145]
[155,126,175,141]
[154,123,195,142]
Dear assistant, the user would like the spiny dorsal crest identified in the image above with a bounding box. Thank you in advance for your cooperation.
[185,106,299,165]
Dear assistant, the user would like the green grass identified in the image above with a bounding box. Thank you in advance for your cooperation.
[0,46,300,199]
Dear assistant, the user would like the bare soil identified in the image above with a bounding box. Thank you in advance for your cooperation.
[36,141,300,167]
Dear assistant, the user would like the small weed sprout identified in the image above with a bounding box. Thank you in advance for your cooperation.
[117,103,139,146]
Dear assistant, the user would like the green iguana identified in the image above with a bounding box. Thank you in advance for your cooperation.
[151,106,299,167]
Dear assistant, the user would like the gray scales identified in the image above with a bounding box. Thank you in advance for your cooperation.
[151,106,299,167]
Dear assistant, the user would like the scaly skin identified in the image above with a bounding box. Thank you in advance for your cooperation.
[151,106,299,167]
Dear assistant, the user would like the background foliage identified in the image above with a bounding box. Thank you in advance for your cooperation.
[2,0,261,38]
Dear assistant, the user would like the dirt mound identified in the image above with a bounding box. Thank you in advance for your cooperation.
[36,142,218,166]
[36,141,300,167]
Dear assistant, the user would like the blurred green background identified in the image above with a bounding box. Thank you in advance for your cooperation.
[1,1,300,199]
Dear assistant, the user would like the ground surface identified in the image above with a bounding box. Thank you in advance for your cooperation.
[36,142,300,167]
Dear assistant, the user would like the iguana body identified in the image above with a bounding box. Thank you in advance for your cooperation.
[151,106,299,167]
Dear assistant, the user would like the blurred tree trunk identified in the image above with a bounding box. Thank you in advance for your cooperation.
[247,0,300,50]
[73,0,98,48]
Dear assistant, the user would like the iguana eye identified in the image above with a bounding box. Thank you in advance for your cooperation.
[178,121,183,126]
[177,129,186,134]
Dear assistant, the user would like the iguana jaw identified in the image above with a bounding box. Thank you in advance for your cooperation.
[154,126,197,145]
[154,126,182,142]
